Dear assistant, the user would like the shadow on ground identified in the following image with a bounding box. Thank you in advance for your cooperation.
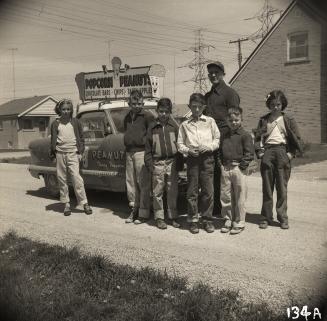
[245,212,280,227]
[27,187,281,231]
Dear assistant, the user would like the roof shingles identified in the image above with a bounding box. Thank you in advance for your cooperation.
[0,95,51,117]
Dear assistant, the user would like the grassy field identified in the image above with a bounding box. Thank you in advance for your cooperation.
[0,231,294,321]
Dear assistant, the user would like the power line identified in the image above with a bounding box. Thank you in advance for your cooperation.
[1,8,193,52]
[1,2,197,45]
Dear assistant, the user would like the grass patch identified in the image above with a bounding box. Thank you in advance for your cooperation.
[0,231,296,321]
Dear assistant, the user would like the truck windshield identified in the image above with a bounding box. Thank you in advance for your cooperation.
[78,110,109,141]
[110,107,157,133]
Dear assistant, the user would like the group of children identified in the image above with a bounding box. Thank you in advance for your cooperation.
[123,88,303,234]
[51,88,303,234]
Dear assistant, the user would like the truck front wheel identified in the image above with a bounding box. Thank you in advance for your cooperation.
[44,174,60,197]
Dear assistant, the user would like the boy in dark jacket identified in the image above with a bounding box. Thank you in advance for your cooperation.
[124,90,154,224]
[254,90,303,229]
[50,99,92,216]
[219,107,254,235]
[144,98,181,230]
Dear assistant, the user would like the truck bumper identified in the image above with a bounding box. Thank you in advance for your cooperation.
[28,165,56,178]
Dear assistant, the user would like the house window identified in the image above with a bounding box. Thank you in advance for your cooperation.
[39,119,46,132]
[23,118,33,130]
[0,120,3,131]
[288,32,308,61]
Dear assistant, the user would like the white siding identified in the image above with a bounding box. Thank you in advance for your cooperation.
[26,98,57,116]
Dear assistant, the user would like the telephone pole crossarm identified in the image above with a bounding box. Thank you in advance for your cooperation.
[229,37,249,69]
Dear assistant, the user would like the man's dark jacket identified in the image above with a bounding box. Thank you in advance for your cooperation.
[205,79,240,130]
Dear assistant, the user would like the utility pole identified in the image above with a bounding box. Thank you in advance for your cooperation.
[179,29,214,94]
[173,53,176,104]
[9,48,18,99]
[229,37,249,69]
[107,40,112,66]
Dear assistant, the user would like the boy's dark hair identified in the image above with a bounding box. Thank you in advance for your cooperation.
[189,93,206,106]
[228,106,243,117]
[157,98,172,112]
[55,99,74,116]
[128,89,143,103]
[265,90,288,110]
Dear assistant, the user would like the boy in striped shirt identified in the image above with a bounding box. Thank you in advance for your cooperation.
[145,98,181,230]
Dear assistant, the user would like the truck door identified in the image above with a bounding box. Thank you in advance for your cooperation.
[78,110,126,192]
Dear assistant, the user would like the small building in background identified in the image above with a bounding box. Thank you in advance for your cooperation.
[230,0,327,144]
[0,95,58,149]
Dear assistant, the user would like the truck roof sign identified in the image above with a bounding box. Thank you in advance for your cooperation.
[75,58,165,102]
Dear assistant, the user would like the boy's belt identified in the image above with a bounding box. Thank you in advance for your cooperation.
[264,143,286,149]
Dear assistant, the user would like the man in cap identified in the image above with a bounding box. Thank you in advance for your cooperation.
[205,61,240,217]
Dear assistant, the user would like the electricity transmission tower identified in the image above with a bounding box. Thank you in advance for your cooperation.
[245,0,283,41]
[179,29,214,94]
[229,0,282,69]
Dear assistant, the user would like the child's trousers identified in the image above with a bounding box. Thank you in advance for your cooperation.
[125,151,151,218]
[56,151,88,205]
[260,145,291,223]
[220,164,247,228]
[186,152,214,223]
[152,158,178,220]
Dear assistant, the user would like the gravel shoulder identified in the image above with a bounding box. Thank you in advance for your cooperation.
[0,163,326,311]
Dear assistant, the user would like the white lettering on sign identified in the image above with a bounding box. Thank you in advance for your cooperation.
[81,65,164,100]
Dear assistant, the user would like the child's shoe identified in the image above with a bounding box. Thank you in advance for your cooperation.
[171,219,181,228]
[134,217,148,225]
[230,227,245,235]
[64,203,71,216]
[125,208,137,223]
[220,226,231,233]
[203,220,215,233]
[156,219,167,230]
[189,222,199,234]
[259,221,269,229]
[84,203,93,215]
[280,221,289,229]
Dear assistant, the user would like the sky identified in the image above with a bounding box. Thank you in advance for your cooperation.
[0,0,292,105]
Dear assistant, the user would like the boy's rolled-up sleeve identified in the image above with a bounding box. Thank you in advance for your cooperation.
[177,124,189,157]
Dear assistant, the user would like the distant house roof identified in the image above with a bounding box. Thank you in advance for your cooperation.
[0,95,57,117]
[230,0,327,85]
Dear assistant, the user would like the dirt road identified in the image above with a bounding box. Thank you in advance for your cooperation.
[0,163,326,311]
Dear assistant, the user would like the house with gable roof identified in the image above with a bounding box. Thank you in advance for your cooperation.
[230,0,327,143]
[0,95,58,149]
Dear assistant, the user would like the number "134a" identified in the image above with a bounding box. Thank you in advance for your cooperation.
[287,306,322,320]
